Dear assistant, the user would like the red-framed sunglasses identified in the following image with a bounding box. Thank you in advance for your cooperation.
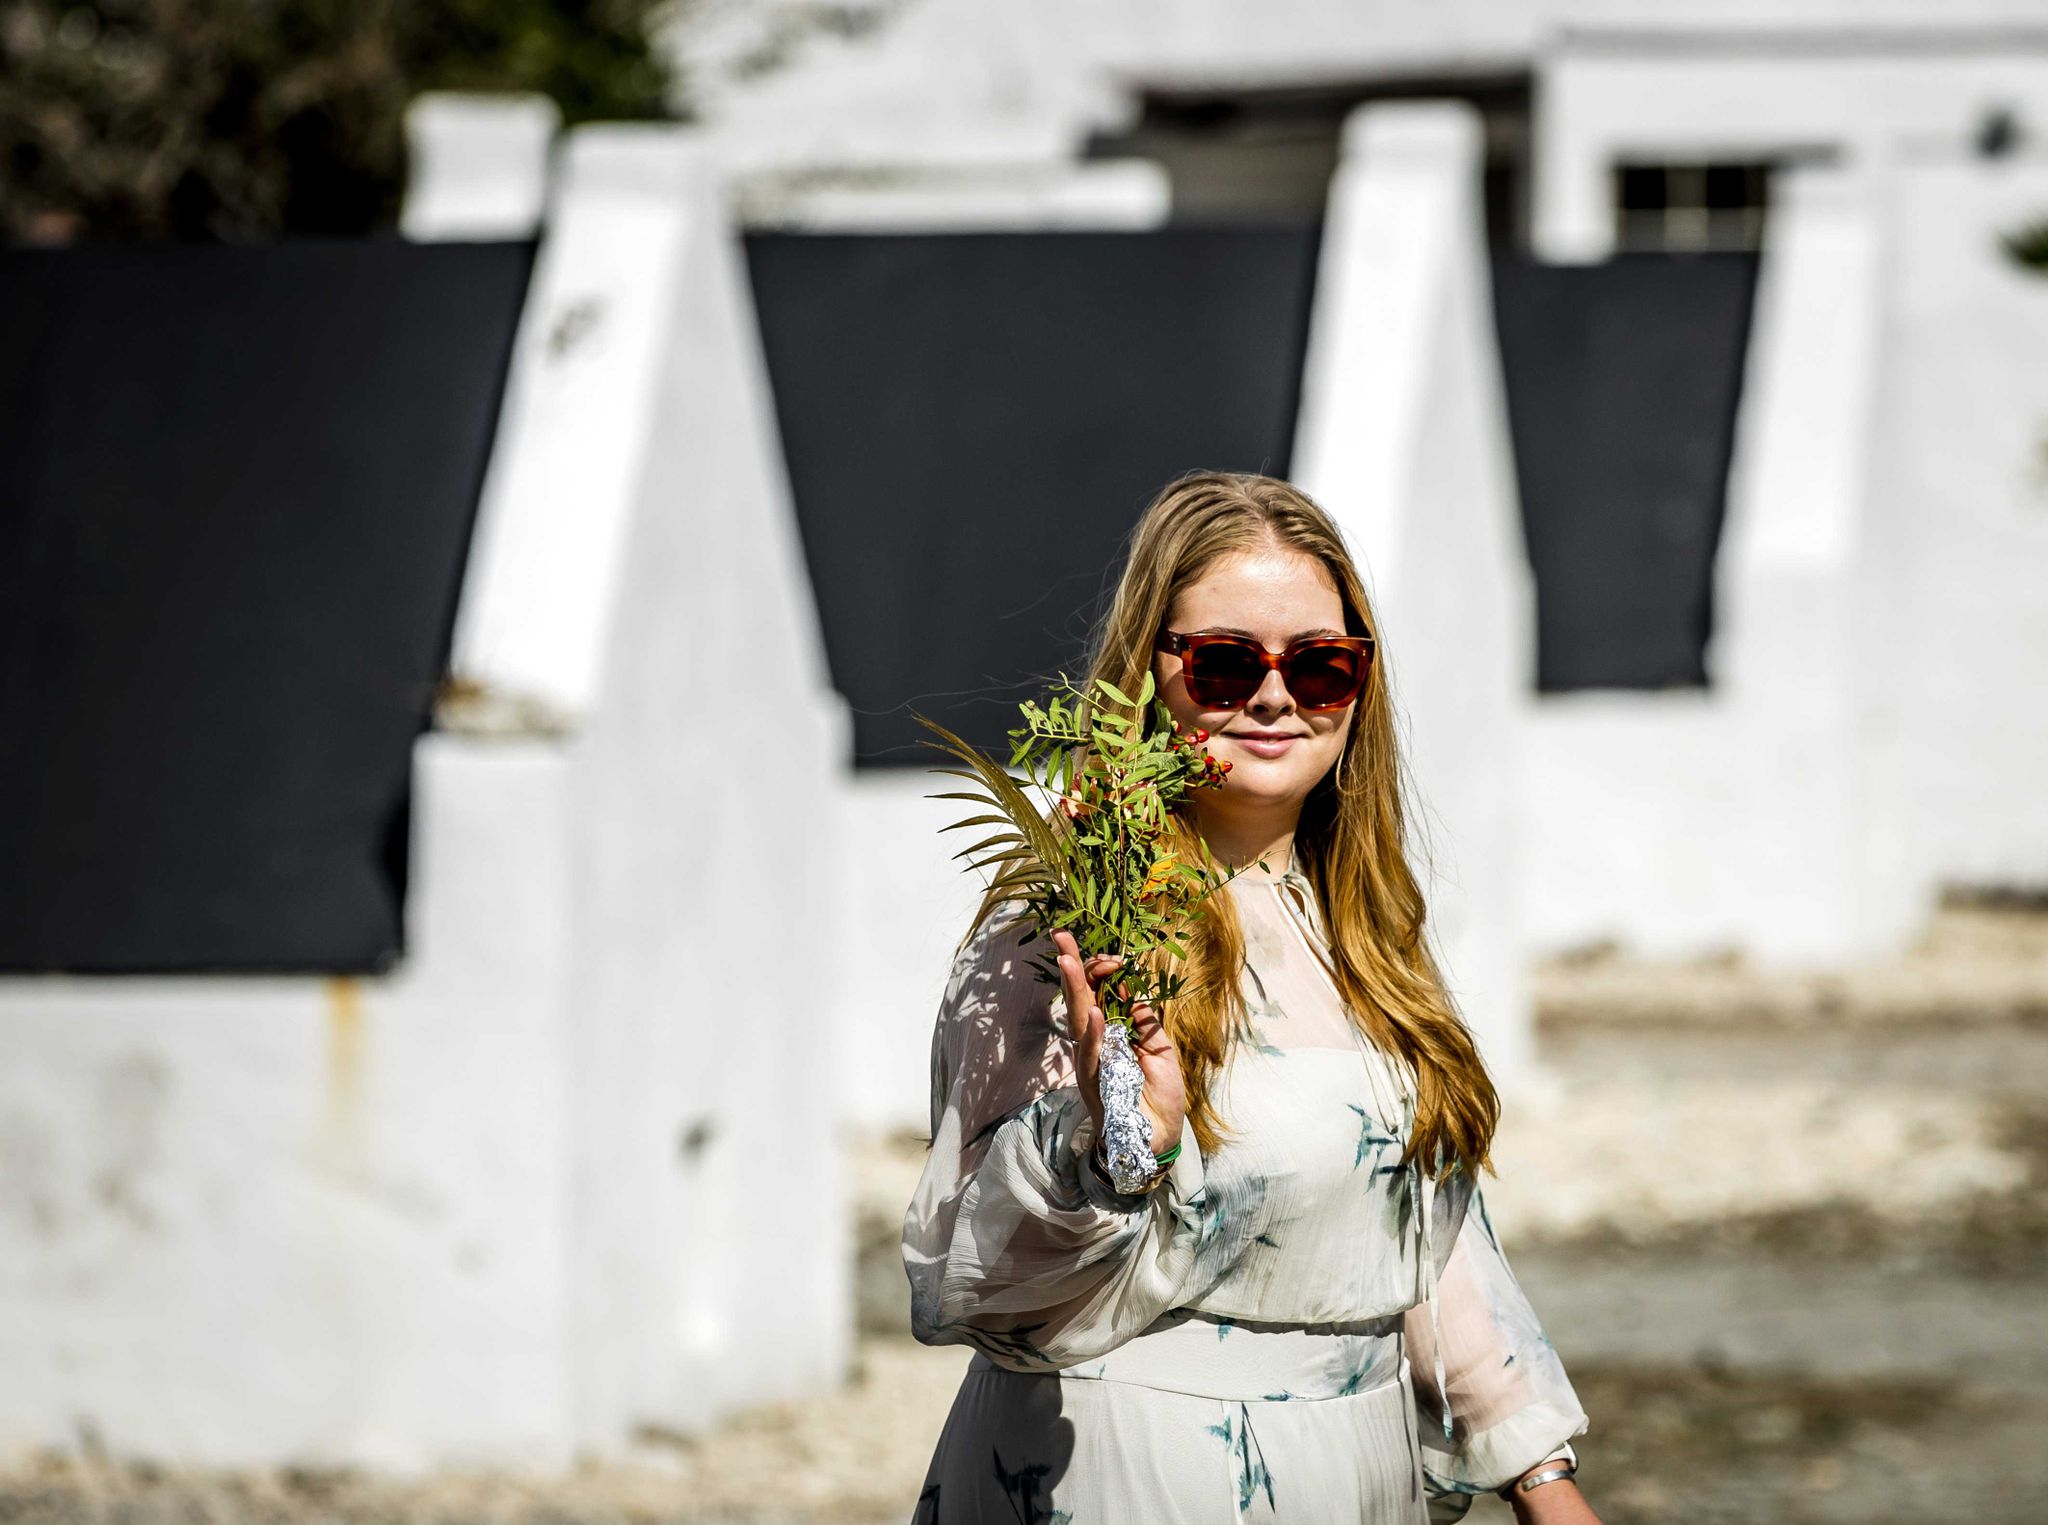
[1155,629,1376,712]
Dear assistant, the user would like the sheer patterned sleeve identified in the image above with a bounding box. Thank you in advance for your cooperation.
[902,903,1208,1372]
[1404,1184,1590,1508]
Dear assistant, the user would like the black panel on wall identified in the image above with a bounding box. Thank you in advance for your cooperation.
[745,226,1323,767]
[0,240,533,974]
[1492,252,1760,691]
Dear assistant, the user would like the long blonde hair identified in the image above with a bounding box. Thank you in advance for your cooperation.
[1085,470,1499,1180]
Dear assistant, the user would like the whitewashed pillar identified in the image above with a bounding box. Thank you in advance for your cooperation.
[1715,162,1929,964]
[446,124,853,1443]
[1294,102,1537,1076]
[400,92,561,241]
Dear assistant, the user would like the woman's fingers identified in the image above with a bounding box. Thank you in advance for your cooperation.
[1055,952,1093,1034]
[1129,1001,1161,1053]
[1052,932,1102,1076]
[1131,1000,1175,1051]
[1052,930,1182,1103]
[1052,931,1121,1007]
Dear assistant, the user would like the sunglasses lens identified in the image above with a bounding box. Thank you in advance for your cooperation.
[1285,646,1367,709]
[1185,641,1264,708]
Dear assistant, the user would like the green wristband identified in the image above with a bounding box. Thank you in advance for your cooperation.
[1153,1141,1182,1168]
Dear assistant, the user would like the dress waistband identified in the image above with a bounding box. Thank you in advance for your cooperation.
[970,1308,1407,1403]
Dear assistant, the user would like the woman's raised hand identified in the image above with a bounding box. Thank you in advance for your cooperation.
[1051,927,1187,1161]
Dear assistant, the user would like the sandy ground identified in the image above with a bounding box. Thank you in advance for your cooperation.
[6,896,2045,1524]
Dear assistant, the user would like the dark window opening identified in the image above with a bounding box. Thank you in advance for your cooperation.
[1086,73,1535,250]
[745,226,1323,768]
[1492,252,1762,692]
[0,241,532,974]
[1614,159,1773,252]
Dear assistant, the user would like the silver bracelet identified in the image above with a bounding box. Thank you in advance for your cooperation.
[1510,1461,1577,1495]
[1096,1022,1162,1194]
[1088,1136,1167,1197]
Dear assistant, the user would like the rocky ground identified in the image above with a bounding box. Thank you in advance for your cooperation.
[6,896,2045,1524]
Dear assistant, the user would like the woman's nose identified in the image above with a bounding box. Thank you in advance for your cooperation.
[1247,665,1294,717]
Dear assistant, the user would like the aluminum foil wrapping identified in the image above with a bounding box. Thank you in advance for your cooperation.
[1097,1022,1161,1195]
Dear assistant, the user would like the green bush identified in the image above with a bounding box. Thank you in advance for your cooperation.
[0,0,685,241]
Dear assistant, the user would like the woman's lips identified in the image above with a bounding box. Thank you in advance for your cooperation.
[1227,732,1301,758]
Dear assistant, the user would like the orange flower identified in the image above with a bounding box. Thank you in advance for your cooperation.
[1139,853,1179,901]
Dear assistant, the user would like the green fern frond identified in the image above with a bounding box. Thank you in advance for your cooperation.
[915,676,1233,1016]
[915,711,1075,941]
[917,721,1068,875]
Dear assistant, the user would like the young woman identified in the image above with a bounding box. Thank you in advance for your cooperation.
[903,472,1598,1524]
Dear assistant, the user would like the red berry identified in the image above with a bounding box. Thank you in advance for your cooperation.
[1195,729,1208,742]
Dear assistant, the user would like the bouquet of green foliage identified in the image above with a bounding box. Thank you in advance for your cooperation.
[915,672,1257,1189]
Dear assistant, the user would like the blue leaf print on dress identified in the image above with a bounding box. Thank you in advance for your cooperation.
[1335,1355,1376,1396]
[1475,1182,1511,1255]
[1316,1337,1388,1399]
[1205,1403,1277,1514]
[1345,1104,1404,1182]
[1196,1191,1227,1252]
[1242,962,1285,1023]
[1194,1175,1272,1265]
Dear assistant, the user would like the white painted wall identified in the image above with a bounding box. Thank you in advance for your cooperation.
[660,0,2048,261]
[1517,690,1754,959]
[1534,40,2048,260]
[1294,102,1537,1076]
[672,0,1114,177]
[401,93,561,242]
[0,123,853,1469]
[830,773,994,1133]
[1520,162,1933,965]
[1069,4,2048,86]
[445,122,854,1445]
[1870,146,2048,892]
[1518,164,1932,966]
[1519,145,2048,959]
[0,745,577,1469]
[1713,164,1925,958]
[668,2,2048,180]
[740,159,1169,230]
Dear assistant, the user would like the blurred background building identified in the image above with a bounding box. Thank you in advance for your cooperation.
[2,1,2046,1520]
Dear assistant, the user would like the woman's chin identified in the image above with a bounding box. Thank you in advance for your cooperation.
[1215,765,1317,808]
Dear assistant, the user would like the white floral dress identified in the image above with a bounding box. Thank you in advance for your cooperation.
[902,865,1589,1523]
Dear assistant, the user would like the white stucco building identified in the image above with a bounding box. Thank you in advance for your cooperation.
[656,0,2048,1116]
[0,124,853,1470]
[4,0,2046,1473]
